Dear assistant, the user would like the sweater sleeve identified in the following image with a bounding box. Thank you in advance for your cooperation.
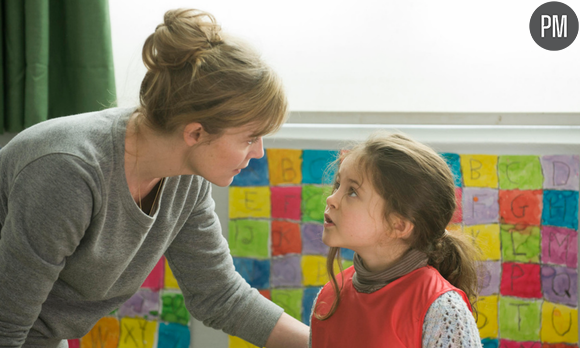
[164,180,284,347]
[422,291,482,348]
[0,155,99,348]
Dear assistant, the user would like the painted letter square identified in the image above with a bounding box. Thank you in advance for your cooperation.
[498,156,543,190]
[271,221,302,256]
[498,298,541,341]
[158,323,190,348]
[440,153,462,187]
[540,302,578,344]
[541,226,578,268]
[271,255,302,287]
[302,185,332,223]
[460,155,498,188]
[541,155,580,191]
[271,289,303,321]
[451,188,462,223]
[141,256,165,291]
[463,188,499,225]
[118,289,160,319]
[232,156,269,186]
[233,257,270,289]
[479,261,501,296]
[228,219,269,258]
[500,263,542,298]
[302,287,322,325]
[476,295,499,339]
[301,223,328,255]
[541,266,578,307]
[161,292,189,325]
[500,225,541,263]
[465,224,501,261]
[266,149,303,185]
[498,190,542,225]
[271,186,301,220]
[542,190,579,230]
[302,150,339,185]
[229,187,271,219]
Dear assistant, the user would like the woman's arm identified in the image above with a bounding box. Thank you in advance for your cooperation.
[265,312,310,348]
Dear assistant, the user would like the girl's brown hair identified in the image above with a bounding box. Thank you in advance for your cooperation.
[316,132,481,320]
[137,9,288,137]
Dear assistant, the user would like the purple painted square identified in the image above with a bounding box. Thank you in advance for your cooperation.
[271,255,302,287]
[302,224,328,255]
[118,289,160,318]
[478,261,501,296]
[541,155,580,190]
[462,188,499,225]
[541,265,578,307]
[541,226,578,268]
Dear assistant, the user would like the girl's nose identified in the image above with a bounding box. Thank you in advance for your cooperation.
[251,137,264,159]
[326,190,338,209]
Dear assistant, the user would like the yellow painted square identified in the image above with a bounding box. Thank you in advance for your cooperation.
[475,295,498,339]
[229,335,262,348]
[541,302,578,344]
[266,149,303,185]
[301,255,340,286]
[460,155,498,188]
[118,318,157,348]
[229,187,271,219]
[464,224,501,260]
[164,259,179,290]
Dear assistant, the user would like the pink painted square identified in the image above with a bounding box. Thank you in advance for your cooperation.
[271,186,302,220]
[141,256,165,291]
[541,226,578,268]
[451,188,462,223]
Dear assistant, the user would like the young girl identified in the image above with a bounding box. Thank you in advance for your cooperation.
[310,133,482,348]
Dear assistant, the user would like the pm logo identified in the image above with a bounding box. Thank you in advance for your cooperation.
[530,2,579,50]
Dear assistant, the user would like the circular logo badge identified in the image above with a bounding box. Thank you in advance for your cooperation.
[530,1,579,51]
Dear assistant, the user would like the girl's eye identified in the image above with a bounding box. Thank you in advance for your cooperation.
[247,137,259,145]
[348,188,358,197]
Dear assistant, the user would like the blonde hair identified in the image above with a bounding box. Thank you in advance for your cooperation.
[137,9,288,137]
[316,132,481,320]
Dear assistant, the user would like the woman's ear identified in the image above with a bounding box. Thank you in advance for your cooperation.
[183,122,205,146]
[391,215,414,239]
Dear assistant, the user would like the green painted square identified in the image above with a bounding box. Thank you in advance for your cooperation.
[498,156,543,190]
[500,225,541,263]
[271,289,303,321]
[161,292,190,325]
[228,219,269,258]
[499,297,541,341]
[302,185,332,223]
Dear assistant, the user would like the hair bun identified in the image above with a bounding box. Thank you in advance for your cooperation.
[143,9,224,72]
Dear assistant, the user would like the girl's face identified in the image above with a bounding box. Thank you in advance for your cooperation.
[322,155,392,253]
[190,123,264,187]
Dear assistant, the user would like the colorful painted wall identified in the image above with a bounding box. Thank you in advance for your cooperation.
[228,150,580,348]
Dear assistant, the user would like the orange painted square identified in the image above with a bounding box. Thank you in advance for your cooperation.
[271,221,302,256]
[499,190,542,225]
[259,289,271,300]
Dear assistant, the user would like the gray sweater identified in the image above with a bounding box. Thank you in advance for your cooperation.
[0,107,283,348]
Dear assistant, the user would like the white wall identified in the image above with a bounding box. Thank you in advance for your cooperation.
[110,0,580,113]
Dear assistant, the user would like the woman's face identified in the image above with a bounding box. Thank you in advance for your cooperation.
[190,124,264,187]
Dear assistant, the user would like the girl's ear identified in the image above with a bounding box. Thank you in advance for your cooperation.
[391,215,414,239]
[183,122,205,146]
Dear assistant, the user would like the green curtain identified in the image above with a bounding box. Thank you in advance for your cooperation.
[1,0,116,133]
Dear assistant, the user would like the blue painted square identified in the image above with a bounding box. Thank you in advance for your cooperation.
[542,190,579,230]
[440,153,462,187]
[158,323,190,348]
[232,155,269,186]
[233,257,271,289]
[302,150,339,185]
[340,248,355,260]
[480,338,498,348]
[302,286,322,325]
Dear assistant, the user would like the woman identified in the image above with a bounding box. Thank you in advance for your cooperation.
[0,9,309,348]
